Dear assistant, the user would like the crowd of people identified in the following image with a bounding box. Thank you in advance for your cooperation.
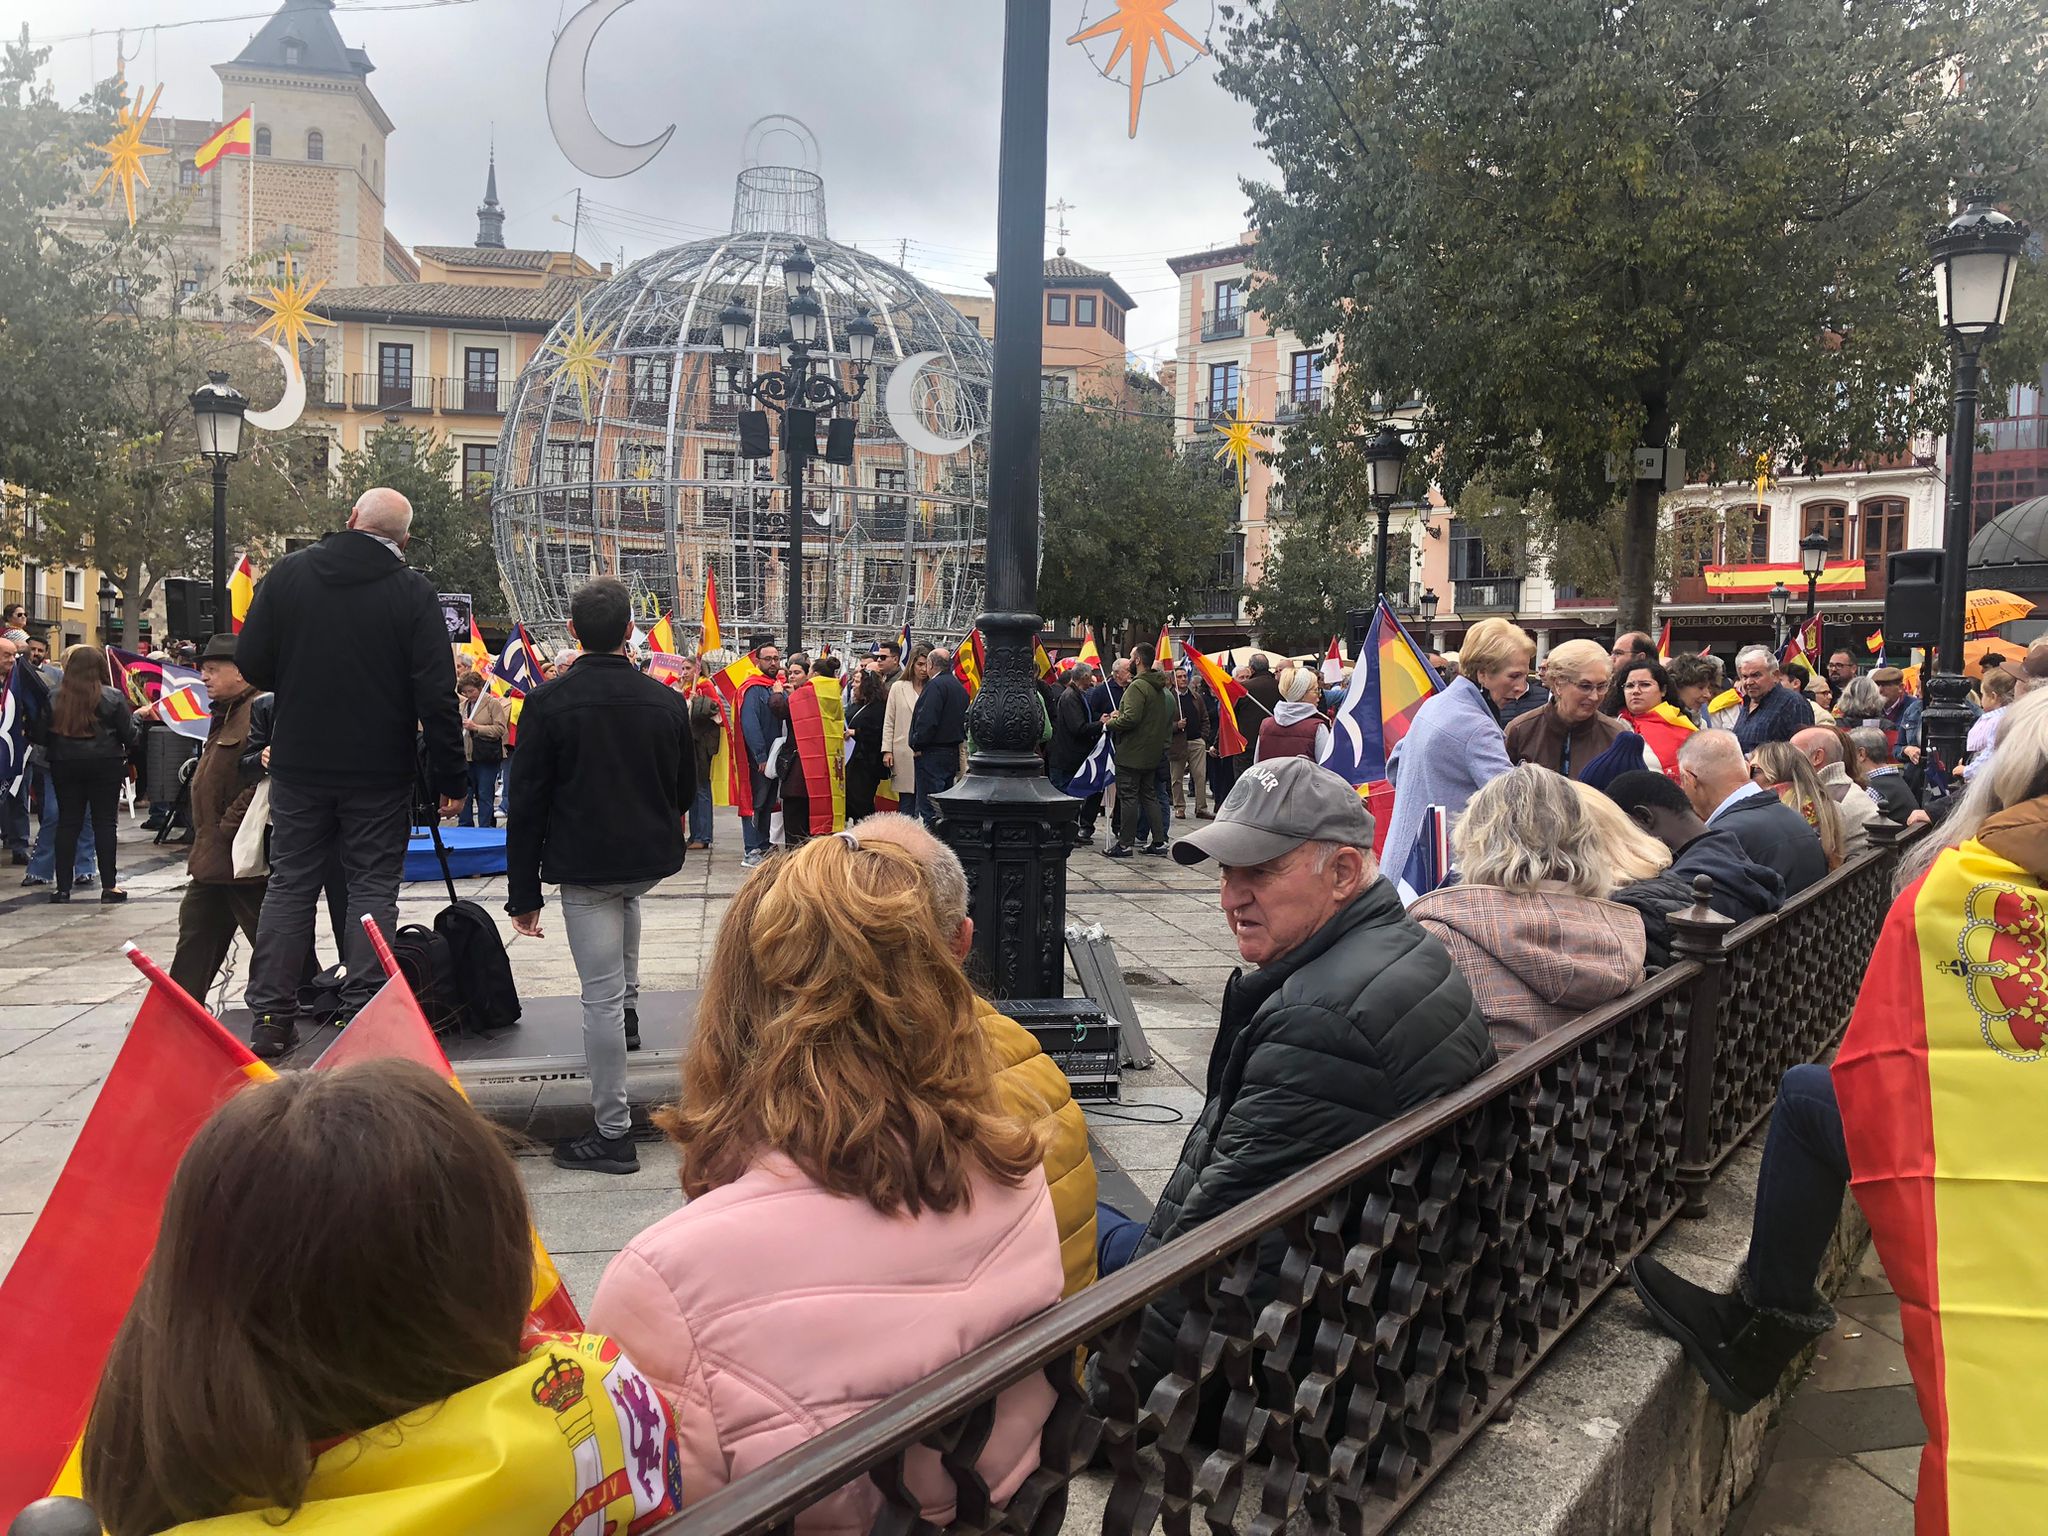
[19,490,2043,1533]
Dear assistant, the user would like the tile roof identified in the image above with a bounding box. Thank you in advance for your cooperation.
[415,245,555,272]
[984,254,1137,310]
[301,276,588,330]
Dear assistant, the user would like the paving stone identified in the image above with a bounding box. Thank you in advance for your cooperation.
[1804,1325,1911,1393]
[1730,1452,1913,1536]
[1783,1384,1927,1454]
[1852,1446,1922,1501]
[0,1085,93,1122]
[1838,1290,1905,1345]
[528,1185,686,1256]
[1840,1242,1893,1297]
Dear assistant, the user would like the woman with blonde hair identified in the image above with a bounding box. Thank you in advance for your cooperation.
[1571,779,1674,886]
[589,833,1062,1531]
[1254,663,1328,761]
[1409,764,1646,1048]
[1379,616,1534,884]
[1750,739,1848,871]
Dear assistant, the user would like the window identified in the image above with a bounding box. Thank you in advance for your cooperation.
[377,343,414,406]
[463,347,500,410]
[178,278,199,304]
[1207,361,1241,418]
[703,449,738,515]
[1289,350,1323,402]
[1107,305,1124,341]
[305,129,323,162]
[63,569,83,608]
[1800,499,1851,559]
[626,355,671,406]
[178,161,198,186]
[1448,521,1516,580]
[1040,373,1071,403]
[461,443,497,497]
[1860,498,1908,564]
[1046,293,1070,325]
[875,467,908,513]
[254,126,271,157]
[1215,279,1244,319]
[281,38,303,65]
[1075,295,1097,327]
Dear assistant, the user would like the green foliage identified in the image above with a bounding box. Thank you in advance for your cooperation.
[1244,511,1374,655]
[1217,0,2048,627]
[324,424,506,609]
[1037,398,1238,641]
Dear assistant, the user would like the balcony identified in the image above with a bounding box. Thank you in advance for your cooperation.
[1192,402,1225,435]
[452,378,513,415]
[1200,307,1245,342]
[1453,577,1523,614]
[1273,387,1321,424]
[355,373,432,411]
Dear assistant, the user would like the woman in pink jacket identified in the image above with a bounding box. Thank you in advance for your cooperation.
[589,832,1064,1533]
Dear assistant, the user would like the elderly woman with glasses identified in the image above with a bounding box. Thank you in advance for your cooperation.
[1505,639,1655,783]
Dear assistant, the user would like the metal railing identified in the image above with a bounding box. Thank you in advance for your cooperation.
[1453,577,1523,613]
[1274,386,1322,422]
[1201,307,1246,341]
[647,822,1918,1536]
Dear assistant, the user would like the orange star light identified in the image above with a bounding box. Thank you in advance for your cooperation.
[90,79,171,228]
[250,253,335,360]
[1067,0,1209,138]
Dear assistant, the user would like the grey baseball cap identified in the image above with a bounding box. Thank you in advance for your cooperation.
[1170,756,1376,867]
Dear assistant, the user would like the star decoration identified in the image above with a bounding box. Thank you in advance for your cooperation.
[249,252,335,360]
[1212,401,1269,496]
[1068,0,1209,138]
[630,451,661,508]
[90,78,171,228]
[542,300,614,421]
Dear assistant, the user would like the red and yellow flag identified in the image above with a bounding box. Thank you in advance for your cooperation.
[228,554,255,633]
[193,107,253,173]
[699,568,722,655]
[1835,822,2048,1533]
[646,610,676,656]
[953,630,985,700]
[785,680,846,836]
[710,655,765,814]
[0,946,274,1510]
[461,615,490,671]
[1155,621,1173,672]
[1180,637,1248,757]
[1077,626,1102,668]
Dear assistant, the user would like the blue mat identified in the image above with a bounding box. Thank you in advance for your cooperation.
[405,826,507,881]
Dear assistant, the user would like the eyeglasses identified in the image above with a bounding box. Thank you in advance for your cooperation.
[1560,676,1605,694]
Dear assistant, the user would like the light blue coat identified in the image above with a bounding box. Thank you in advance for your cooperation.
[1380,675,1513,883]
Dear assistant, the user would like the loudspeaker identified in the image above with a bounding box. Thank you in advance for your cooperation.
[1885,550,1943,648]
[736,410,772,460]
[782,407,818,458]
[1346,606,1373,660]
[163,577,214,640]
[823,416,857,466]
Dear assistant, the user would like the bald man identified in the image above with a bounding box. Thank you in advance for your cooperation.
[1791,726,1880,859]
[234,486,468,1060]
[1676,729,1827,895]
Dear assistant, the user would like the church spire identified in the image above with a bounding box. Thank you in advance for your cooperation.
[476,141,504,248]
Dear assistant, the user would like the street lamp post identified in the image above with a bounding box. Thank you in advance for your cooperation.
[1925,194,2029,777]
[1769,582,1790,653]
[96,576,118,645]
[1799,531,1829,622]
[1361,422,1409,603]
[717,252,878,652]
[928,0,1082,1001]
[189,372,248,638]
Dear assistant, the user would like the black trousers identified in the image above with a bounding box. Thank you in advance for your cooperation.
[1114,763,1164,848]
[246,777,413,1017]
[844,760,881,823]
[782,792,814,848]
[50,759,123,896]
[169,881,267,1003]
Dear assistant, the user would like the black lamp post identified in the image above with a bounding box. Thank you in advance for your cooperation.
[928,0,1082,1002]
[1799,531,1830,622]
[1362,422,1409,603]
[189,371,248,639]
[1769,581,1790,653]
[1420,587,1439,627]
[1925,193,2029,777]
[96,575,118,645]
[717,247,878,652]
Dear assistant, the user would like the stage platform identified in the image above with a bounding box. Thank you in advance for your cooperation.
[222,990,701,1141]
[404,827,507,881]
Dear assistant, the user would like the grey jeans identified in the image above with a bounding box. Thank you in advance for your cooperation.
[558,878,658,1138]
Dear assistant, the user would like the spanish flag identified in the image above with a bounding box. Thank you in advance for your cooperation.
[1034,635,1054,681]
[228,553,255,633]
[461,615,490,670]
[1077,625,1101,668]
[710,654,764,813]
[1180,637,1248,757]
[194,107,254,173]
[953,630,984,699]
[699,568,722,656]
[646,609,676,656]
[1834,807,2048,1533]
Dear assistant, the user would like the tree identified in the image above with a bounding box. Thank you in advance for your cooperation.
[1036,398,1237,644]
[1217,0,2048,630]
[1244,510,1374,656]
[323,424,506,610]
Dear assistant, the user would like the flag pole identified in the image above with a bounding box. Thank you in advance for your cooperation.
[244,103,254,263]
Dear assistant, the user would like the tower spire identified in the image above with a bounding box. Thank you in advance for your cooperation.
[476,135,504,248]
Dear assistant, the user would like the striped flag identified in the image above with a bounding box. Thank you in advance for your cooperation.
[487,623,545,698]
[896,619,912,659]
[156,679,211,741]
[228,554,255,633]
[1320,599,1444,786]
[1394,804,1449,905]
[1867,629,1885,655]
[0,945,275,1510]
[1077,626,1101,667]
[193,107,253,173]
[1835,836,2048,1532]
[1180,637,1249,757]
[1320,636,1344,685]
[460,615,490,671]
[953,630,985,699]
[1656,619,1672,661]
[646,609,677,656]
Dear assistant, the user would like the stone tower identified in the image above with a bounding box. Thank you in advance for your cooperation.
[476,150,505,249]
[215,0,393,287]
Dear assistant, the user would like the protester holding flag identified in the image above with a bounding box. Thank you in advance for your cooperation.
[37,643,138,904]
[81,1059,683,1536]
[1379,618,1531,890]
[1049,663,1104,841]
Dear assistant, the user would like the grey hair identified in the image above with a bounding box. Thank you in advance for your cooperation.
[1847,725,1890,764]
[352,486,414,539]
[1300,837,1380,885]
[1898,685,2048,891]
[842,811,969,932]
[1452,763,1614,897]
[1836,675,1885,718]
[1734,644,1778,673]
[1676,727,1747,783]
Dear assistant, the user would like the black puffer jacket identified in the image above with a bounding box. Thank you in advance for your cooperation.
[1609,828,1786,969]
[1126,879,1493,1390]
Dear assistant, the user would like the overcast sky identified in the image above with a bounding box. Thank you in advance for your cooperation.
[9,0,1274,365]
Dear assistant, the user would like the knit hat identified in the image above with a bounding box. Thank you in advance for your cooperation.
[1280,666,1318,704]
[1578,730,1652,793]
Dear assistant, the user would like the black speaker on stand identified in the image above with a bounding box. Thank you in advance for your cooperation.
[162,577,215,640]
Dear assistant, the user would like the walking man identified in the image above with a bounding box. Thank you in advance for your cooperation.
[235,487,465,1060]
[506,577,695,1175]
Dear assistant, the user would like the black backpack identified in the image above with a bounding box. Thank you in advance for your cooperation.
[416,818,522,1035]
[390,923,465,1036]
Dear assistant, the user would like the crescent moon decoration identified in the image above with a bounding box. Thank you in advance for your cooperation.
[1067,0,1212,139]
[546,0,676,178]
[244,341,306,433]
[885,352,980,459]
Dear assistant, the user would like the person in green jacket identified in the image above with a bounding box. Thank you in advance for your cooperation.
[1104,643,1173,857]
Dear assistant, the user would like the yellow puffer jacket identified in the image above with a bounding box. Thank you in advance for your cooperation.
[975,995,1098,1295]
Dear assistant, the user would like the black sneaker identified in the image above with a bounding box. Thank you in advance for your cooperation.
[101,888,128,904]
[553,1127,639,1175]
[1104,843,1134,859]
[1142,840,1171,856]
[250,1014,299,1061]
[624,1006,641,1053]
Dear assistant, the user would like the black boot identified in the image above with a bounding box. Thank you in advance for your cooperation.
[624,1005,640,1053]
[249,1013,299,1062]
[1628,1256,1832,1413]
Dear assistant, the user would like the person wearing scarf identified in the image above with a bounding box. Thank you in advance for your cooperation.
[1255,665,1330,762]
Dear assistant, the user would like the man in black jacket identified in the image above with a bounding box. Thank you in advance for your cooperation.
[1676,728,1828,895]
[235,488,466,1058]
[1166,664,1212,819]
[1602,770,1786,966]
[909,643,968,825]
[1099,757,1493,1393]
[507,577,694,1175]
[1049,663,1103,840]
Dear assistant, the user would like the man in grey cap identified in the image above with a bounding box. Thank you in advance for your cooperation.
[1098,756,1493,1391]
